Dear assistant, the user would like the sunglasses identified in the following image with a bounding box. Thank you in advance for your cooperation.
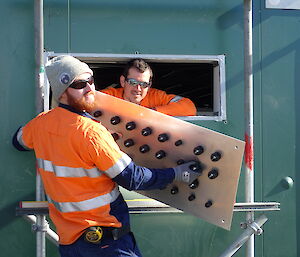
[69,76,94,89]
[125,78,151,88]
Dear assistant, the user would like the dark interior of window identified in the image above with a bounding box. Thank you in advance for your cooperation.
[90,62,215,114]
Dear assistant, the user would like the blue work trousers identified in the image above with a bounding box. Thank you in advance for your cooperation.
[59,232,142,257]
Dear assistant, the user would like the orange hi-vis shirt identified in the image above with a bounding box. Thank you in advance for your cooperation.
[17,107,132,244]
[101,87,197,116]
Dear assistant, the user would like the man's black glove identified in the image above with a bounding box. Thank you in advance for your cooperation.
[173,161,202,184]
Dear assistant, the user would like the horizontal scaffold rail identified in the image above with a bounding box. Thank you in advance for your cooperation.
[16,200,280,216]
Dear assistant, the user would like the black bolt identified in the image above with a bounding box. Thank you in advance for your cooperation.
[175,140,183,146]
[155,150,166,159]
[177,159,185,165]
[188,193,196,201]
[126,121,136,131]
[189,179,199,189]
[93,110,102,117]
[211,152,222,162]
[124,139,134,147]
[158,133,169,142]
[111,116,121,125]
[141,127,152,136]
[205,200,213,208]
[139,144,150,153]
[170,186,179,195]
[111,133,120,141]
[189,162,202,174]
[193,145,204,155]
[208,169,219,179]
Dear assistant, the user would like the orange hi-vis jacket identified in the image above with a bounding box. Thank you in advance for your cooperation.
[13,104,175,245]
[17,107,127,244]
[101,87,197,116]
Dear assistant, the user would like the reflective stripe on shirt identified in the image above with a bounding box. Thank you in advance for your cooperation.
[47,186,120,213]
[105,153,132,178]
[16,127,31,150]
[37,153,131,178]
[170,95,183,103]
[37,158,103,178]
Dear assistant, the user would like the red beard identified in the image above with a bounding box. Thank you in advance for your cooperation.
[66,91,96,113]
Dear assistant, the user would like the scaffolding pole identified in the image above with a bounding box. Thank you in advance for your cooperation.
[34,0,45,257]
[34,0,44,114]
[244,0,255,257]
[24,215,59,246]
[35,173,46,257]
[218,215,268,257]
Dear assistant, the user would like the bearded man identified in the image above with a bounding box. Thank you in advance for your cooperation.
[12,55,201,257]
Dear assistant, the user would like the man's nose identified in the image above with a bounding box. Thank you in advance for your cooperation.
[135,84,142,90]
[85,82,94,91]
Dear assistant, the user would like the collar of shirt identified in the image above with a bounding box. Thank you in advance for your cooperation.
[58,103,97,121]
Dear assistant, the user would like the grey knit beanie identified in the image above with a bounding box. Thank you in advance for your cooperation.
[45,55,93,101]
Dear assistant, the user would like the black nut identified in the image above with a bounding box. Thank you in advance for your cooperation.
[111,133,120,141]
[155,150,166,159]
[208,169,219,179]
[193,145,204,155]
[126,121,136,131]
[189,179,199,189]
[93,110,102,117]
[158,133,169,142]
[141,127,152,136]
[139,144,150,153]
[170,186,179,195]
[188,193,196,201]
[189,162,202,173]
[175,140,183,146]
[177,159,185,165]
[111,116,121,125]
[211,152,222,162]
[124,139,134,147]
[205,200,213,208]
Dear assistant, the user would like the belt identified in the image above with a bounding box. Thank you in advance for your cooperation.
[83,225,131,244]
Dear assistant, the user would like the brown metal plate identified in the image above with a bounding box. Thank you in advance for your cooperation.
[91,92,245,230]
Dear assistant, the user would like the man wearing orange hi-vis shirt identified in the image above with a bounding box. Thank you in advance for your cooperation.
[101,58,197,116]
[12,55,201,257]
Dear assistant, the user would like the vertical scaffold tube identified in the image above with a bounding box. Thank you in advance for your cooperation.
[36,172,46,257]
[34,0,44,114]
[244,0,255,257]
[34,0,45,257]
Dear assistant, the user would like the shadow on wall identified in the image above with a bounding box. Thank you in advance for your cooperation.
[217,2,300,30]
[217,3,300,90]
[0,191,35,230]
[227,37,300,90]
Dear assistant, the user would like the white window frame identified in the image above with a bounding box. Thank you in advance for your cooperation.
[44,52,226,121]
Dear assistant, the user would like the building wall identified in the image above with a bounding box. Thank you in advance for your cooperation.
[0,0,298,256]
[258,2,299,256]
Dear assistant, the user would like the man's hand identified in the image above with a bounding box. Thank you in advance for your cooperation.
[173,161,202,184]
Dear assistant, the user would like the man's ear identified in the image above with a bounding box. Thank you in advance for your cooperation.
[120,75,125,88]
[59,90,68,104]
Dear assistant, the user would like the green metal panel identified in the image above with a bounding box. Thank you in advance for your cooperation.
[0,0,299,256]
[44,0,69,52]
[0,0,39,256]
[259,5,299,257]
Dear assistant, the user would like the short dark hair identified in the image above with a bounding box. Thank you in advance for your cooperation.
[122,59,153,82]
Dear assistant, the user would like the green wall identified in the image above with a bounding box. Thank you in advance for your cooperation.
[258,3,299,256]
[0,0,298,256]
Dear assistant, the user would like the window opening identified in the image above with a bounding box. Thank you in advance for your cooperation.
[45,53,226,121]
